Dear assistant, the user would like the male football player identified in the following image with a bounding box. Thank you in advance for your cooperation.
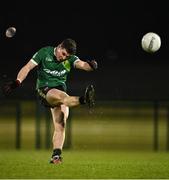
[2,38,97,164]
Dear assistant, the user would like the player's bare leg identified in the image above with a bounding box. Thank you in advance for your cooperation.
[46,85,95,108]
[50,104,69,164]
[46,89,80,107]
[48,85,95,164]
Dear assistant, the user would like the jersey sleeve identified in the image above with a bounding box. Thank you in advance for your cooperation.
[69,55,79,68]
[31,48,45,65]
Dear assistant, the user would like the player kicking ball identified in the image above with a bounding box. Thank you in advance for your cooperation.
[2,38,97,164]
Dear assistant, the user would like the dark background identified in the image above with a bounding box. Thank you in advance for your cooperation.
[1,1,169,101]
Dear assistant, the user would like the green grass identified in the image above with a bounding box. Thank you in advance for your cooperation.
[0,150,169,179]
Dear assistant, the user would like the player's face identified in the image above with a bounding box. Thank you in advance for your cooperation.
[55,45,70,62]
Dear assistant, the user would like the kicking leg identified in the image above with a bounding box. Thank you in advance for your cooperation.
[46,88,80,107]
[46,85,95,108]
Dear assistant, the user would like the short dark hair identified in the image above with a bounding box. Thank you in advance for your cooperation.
[61,38,76,55]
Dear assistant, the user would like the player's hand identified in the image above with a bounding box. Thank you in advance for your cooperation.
[87,60,98,70]
[2,79,21,95]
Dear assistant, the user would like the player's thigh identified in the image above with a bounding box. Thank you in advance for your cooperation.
[46,88,69,105]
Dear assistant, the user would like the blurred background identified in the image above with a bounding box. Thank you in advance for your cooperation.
[1,0,169,151]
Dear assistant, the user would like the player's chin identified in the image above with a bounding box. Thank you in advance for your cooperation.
[59,59,66,62]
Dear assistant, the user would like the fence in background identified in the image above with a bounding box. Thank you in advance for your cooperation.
[0,100,169,151]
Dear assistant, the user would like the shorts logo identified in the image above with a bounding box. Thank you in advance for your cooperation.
[37,89,46,98]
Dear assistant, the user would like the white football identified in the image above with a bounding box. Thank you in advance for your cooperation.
[141,32,161,53]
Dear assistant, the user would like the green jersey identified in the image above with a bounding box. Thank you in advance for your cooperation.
[31,46,79,90]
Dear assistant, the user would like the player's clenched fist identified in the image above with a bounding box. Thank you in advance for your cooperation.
[87,60,98,70]
[2,79,20,95]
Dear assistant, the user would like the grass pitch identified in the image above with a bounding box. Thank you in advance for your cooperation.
[0,150,169,179]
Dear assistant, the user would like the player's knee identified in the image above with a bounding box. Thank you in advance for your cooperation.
[62,96,70,106]
[46,96,62,106]
[54,112,66,128]
[59,112,66,128]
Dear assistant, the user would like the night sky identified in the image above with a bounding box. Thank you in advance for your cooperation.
[1,1,169,100]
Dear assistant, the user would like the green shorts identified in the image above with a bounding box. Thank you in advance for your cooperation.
[37,86,66,108]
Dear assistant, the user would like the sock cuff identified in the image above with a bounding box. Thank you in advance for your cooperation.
[53,148,62,156]
[79,96,86,104]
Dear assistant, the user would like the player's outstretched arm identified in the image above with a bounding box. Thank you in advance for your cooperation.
[2,60,37,95]
[75,59,98,71]
[16,60,37,83]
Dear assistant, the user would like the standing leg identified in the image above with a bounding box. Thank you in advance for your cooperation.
[50,104,69,164]
[47,85,95,164]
